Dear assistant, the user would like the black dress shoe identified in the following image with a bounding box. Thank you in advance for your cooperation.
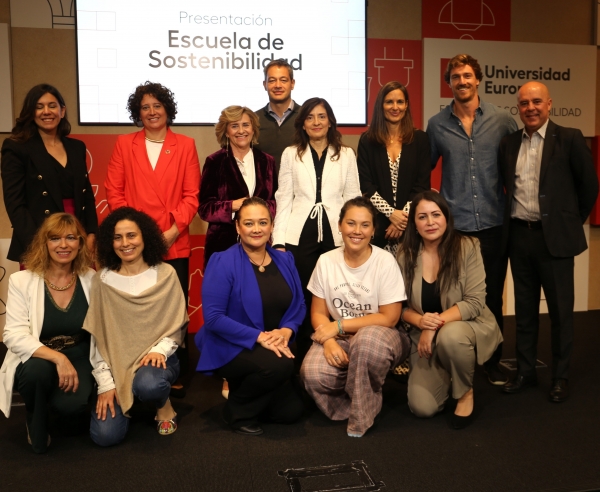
[234,424,264,436]
[549,378,569,403]
[503,374,538,394]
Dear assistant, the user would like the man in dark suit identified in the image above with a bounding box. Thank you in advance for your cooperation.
[498,81,598,402]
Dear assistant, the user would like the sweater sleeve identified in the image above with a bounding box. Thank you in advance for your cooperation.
[0,139,38,249]
[169,138,200,232]
[104,137,129,211]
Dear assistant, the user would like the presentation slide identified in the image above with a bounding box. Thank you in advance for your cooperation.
[75,0,366,125]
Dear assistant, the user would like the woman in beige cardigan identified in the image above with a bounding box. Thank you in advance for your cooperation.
[397,191,502,429]
[84,207,188,445]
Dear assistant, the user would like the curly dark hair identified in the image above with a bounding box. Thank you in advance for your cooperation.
[126,81,177,126]
[443,54,483,84]
[338,196,378,227]
[11,84,71,142]
[293,97,346,161]
[96,207,167,271]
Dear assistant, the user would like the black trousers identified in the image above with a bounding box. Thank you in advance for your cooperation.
[15,354,94,453]
[217,346,303,429]
[286,215,336,366]
[458,225,507,366]
[165,257,190,378]
[509,220,574,380]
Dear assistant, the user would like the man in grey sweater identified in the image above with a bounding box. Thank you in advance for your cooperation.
[255,59,302,175]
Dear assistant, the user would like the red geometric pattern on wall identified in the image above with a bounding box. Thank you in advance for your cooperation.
[340,39,423,135]
[422,0,511,41]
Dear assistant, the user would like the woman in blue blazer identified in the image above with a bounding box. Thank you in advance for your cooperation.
[195,197,305,436]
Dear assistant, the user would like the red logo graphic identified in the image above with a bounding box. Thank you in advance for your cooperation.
[422,0,511,41]
[340,39,423,135]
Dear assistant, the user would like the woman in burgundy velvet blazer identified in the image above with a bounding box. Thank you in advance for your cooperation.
[199,106,276,268]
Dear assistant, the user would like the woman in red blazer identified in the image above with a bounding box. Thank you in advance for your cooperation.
[104,82,200,392]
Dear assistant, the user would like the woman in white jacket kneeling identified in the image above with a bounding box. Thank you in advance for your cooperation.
[0,213,96,453]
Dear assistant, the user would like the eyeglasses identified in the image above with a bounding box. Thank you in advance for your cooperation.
[48,235,80,243]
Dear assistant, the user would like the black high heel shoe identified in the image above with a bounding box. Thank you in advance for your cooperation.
[450,410,475,430]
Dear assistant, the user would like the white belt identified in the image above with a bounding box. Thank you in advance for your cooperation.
[309,202,328,243]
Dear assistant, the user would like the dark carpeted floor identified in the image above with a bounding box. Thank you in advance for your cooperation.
[1,312,599,492]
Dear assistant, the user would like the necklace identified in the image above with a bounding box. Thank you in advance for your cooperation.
[145,136,165,144]
[45,272,76,291]
[248,250,268,273]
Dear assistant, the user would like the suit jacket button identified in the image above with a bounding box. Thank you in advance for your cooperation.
[83,188,86,193]
[44,210,50,215]
[37,175,43,180]
[82,206,86,210]
[42,191,48,196]
[85,173,88,177]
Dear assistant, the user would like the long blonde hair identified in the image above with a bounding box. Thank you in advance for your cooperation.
[23,213,92,275]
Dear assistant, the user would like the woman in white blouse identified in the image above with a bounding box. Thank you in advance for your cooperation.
[84,207,189,445]
[273,97,361,362]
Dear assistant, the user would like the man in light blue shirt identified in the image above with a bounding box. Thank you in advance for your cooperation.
[427,54,518,385]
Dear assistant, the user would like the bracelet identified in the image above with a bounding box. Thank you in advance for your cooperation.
[337,318,345,336]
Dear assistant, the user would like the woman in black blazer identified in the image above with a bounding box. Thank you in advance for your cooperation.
[358,81,431,255]
[1,84,97,263]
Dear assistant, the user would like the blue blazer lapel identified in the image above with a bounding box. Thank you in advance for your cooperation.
[235,244,265,331]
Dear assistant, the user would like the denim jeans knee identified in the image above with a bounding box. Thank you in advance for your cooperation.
[132,354,180,408]
[90,401,129,447]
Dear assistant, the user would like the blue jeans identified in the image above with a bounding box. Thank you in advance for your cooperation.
[90,355,179,447]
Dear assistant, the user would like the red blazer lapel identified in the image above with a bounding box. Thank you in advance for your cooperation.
[153,128,176,185]
[131,130,165,207]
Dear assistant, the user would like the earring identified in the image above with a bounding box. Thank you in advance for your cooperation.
[236,234,240,243]
[338,231,341,235]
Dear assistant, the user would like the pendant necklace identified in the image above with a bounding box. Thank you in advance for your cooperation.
[248,250,268,273]
[45,272,76,291]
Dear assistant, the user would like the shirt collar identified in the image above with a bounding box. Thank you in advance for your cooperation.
[267,100,294,115]
[522,119,549,140]
[448,97,483,118]
[234,149,254,167]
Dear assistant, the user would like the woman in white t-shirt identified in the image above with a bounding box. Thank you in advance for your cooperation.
[300,196,410,437]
